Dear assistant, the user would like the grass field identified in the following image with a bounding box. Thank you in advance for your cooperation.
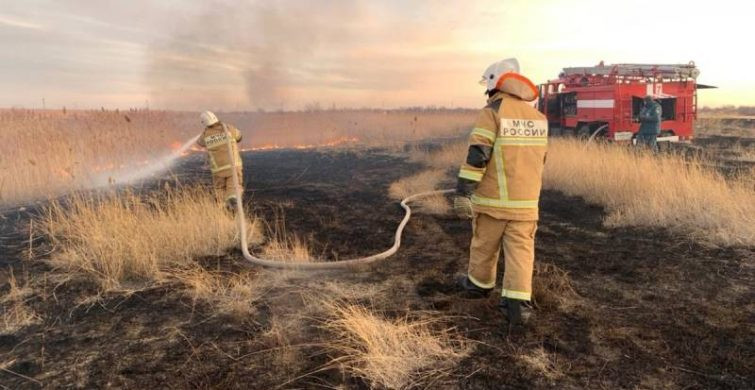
[0,108,474,207]
[1,109,753,388]
[0,109,193,207]
[407,137,754,246]
[38,185,263,290]
[543,139,754,246]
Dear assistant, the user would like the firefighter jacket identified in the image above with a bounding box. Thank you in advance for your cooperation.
[638,101,662,135]
[197,122,243,178]
[457,88,548,221]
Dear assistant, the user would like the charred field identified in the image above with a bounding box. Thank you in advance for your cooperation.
[1,147,753,389]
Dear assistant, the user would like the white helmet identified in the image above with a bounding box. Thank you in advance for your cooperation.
[479,58,520,91]
[200,111,219,127]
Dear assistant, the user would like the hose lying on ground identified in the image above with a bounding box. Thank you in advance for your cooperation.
[222,125,454,270]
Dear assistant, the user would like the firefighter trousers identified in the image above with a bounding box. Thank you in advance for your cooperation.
[467,212,537,301]
[212,169,243,202]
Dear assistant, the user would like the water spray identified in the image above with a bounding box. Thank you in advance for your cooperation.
[90,134,201,188]
[220,124,452,270]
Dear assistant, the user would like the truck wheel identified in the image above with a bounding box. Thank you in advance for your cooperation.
[587,124,609,143]
[577,125,592,140]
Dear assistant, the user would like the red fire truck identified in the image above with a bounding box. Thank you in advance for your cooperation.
[538,61,715,142]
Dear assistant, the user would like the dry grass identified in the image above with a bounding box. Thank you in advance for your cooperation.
[399,143,467,215]
[544,139,755,246]
[37,185,263,290]
[398,142,474,215]
[260,213,317,262]
[262,235,315,263]
[404,138,754,246]
[729,142,755,162]
[323,303,469,389]
[1,108,473,207]
[532,263,580,310]
[261,314,305,368]
[0,109,196,207]
[517,347,564,380]
[397,143,475,216]
[389,169,450,215]
[696,115,755,137]
[1,272,39,334]
[407,142,467,170]
[175,268,263,318]
[389,169,447,200]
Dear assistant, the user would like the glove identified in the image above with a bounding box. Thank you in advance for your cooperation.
[453,196,473,220]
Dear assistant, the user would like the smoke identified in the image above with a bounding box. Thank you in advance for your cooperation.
[147,0,370,109]
[244,63,283,108]
[146,1,463,110]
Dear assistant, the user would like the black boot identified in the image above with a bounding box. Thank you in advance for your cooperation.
[499,298,533,326]
[455,275,493,298]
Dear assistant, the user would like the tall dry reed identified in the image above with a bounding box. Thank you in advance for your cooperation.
[1,108,474,207]
[0,109,195,206]
[543,139,755,246]
[407,138,754,246]
[38,186,262,290]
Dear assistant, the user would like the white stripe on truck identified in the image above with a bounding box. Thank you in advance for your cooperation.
[577,99,614,109]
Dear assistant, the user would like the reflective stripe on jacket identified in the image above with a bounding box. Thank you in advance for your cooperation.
[197,122,243,177]
[458,92,548,221]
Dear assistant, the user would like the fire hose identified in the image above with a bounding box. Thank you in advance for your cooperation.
[222,125,454,270]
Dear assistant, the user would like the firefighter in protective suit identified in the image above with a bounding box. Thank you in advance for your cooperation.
[196,111,244,209]
[453,58,548,327]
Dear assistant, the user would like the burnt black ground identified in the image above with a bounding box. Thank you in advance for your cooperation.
[1,148,753,389]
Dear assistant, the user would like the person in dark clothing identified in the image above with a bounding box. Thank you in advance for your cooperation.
[637,95,662,152]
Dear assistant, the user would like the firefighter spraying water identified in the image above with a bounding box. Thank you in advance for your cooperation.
[196,111,244,210]
[84,60,545,333]
[191,59,549,333]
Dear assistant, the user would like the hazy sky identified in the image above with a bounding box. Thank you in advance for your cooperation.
[1,0,751,110]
